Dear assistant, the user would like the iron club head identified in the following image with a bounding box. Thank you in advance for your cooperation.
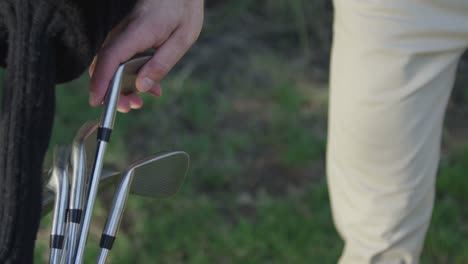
[100,49,155,131]
[42,169,120,217]
[69,121,99,217]
[64,121,99,263]
[96,151,189,264]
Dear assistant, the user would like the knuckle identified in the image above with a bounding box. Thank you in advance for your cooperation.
[146,22,173,43]
[177,31,198,47]
[97,46,118,66]
[99,44,114,58]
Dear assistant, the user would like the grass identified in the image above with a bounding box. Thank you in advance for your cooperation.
[422,148,468,264]
[31,46,468,263]
[34,49,340,263]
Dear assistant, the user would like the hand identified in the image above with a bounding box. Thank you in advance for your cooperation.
[88,0,204,112]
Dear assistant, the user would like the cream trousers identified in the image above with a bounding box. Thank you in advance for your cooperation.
[327,1,468,263]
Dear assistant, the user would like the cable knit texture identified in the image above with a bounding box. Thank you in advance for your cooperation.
[0,0,136,263]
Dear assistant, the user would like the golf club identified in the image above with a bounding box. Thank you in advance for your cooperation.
[64,121,99,263]
[96,151,189,264]
[74,49,155,264]
[42,169,120,216]
[47,145,71,264]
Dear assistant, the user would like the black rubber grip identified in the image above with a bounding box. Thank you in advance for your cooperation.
[67,209,82,223]
[99,234,115,250]
[50,235,65,249]
[98,127,112,142]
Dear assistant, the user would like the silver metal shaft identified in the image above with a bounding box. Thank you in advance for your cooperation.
[65,122,98,263]
[96,171,134,264]
[48,146,70,264]
[74,141,109,263]
[73,50,154,263]
[96,250,109,264]
[74,64,126,264]
[59,224,70,264]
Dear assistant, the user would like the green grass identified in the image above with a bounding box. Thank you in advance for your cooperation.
[421,148,468,264]
[108,183,341,264]
[34,49,340,263]
[31,47,468,263]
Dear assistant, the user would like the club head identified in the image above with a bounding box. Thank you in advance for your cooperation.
[79,122,100,176]
[41,123,98,218]
[69,121,99,213]
[41,149,188,216]
[63,122,99,263]
[128,151,189,198]
[120,48,155,95]
[101,49,155,130]
[42,169,120,217]
[97,151,189,262]
[42,181,54,217]
[46,145,70,198]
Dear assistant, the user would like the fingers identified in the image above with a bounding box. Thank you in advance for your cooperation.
[117,96,131,113]
[148,83,162,97]
[117,93,143,113]
[89,0,204,113]
[136,26,198,93]
[89,20,156,107]
[127,93,144,109]
[89,15,131,78]
[89,56,97,77]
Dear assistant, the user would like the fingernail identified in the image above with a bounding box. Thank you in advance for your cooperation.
[139,77,154,92]
[130,101,141,109]
[89,57,97,77]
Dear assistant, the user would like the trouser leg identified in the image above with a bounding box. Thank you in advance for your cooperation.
[327,1,468,263]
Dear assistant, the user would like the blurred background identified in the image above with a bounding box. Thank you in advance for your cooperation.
[31,0,468,263]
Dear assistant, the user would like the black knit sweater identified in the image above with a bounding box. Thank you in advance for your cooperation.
[0,0,136,263]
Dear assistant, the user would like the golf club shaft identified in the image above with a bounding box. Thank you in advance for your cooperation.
[96,249,109,264]
[96,172,133,264]
[49,249,61,264]
[71,52,153,263]
[49,147,70,264]
[65,223,79,263]
[73,142,108,263]
[59,225,69,264]
[74,65,125,263]
[66,123,97,263]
